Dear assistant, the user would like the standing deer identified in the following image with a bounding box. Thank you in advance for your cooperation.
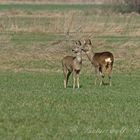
[82,39,114,86]
[62,40,82,89]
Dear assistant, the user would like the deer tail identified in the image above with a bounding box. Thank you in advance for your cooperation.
[105,58,112,69]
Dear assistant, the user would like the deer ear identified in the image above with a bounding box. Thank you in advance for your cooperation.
[83,39,86,44]
[83,39,91,44]
[75,40,81,46]
[77,40,82,46]
[88,39,92,45]
[72,46,75,51]
[74,40,78,45]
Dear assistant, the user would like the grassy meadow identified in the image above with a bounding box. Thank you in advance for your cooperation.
[0,3,140,140]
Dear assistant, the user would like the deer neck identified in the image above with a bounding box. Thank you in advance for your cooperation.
[75,52,82,63]
[86,50,94,63]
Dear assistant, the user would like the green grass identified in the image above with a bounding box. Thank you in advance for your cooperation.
[0,3,137,14]
[0,4,119,12]
[0,4,103,12]
[11,32,65,43]
[0,71,140,140]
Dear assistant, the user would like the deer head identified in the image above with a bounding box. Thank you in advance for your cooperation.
[82,39,93,53]
[72,40,82,54]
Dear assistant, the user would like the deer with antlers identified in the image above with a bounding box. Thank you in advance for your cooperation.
[82,39,114,86]
[62,40,82,89]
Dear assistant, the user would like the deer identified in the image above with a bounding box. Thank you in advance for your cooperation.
[82,39,114,86]
[62,40,82,89]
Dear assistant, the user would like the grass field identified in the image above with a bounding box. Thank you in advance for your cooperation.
[0,3,140,140]
[0,71,140,139]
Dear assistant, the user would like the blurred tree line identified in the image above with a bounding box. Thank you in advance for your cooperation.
[123,0,140,13]
[0,0,139,13]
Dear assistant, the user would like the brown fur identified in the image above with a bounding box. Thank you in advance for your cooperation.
[62,41,82,88]
[82,39,114,86]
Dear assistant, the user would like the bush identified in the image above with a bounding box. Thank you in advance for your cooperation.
[116,0,140,14]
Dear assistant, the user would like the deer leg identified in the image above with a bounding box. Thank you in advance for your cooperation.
[99,73,103,86]
[99,66,105,86]
[75,70,80,88]
[108,65,112,86]
[77,73,80,88]
[73,71,76,89]
[109,76,112,86]
[64,79,67,88]
[63,69,67,88]
[108,72,112,86]
[100,74,105,86]
[63,66,70,88]
[66,71,71,87]
[97,66,103,86]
